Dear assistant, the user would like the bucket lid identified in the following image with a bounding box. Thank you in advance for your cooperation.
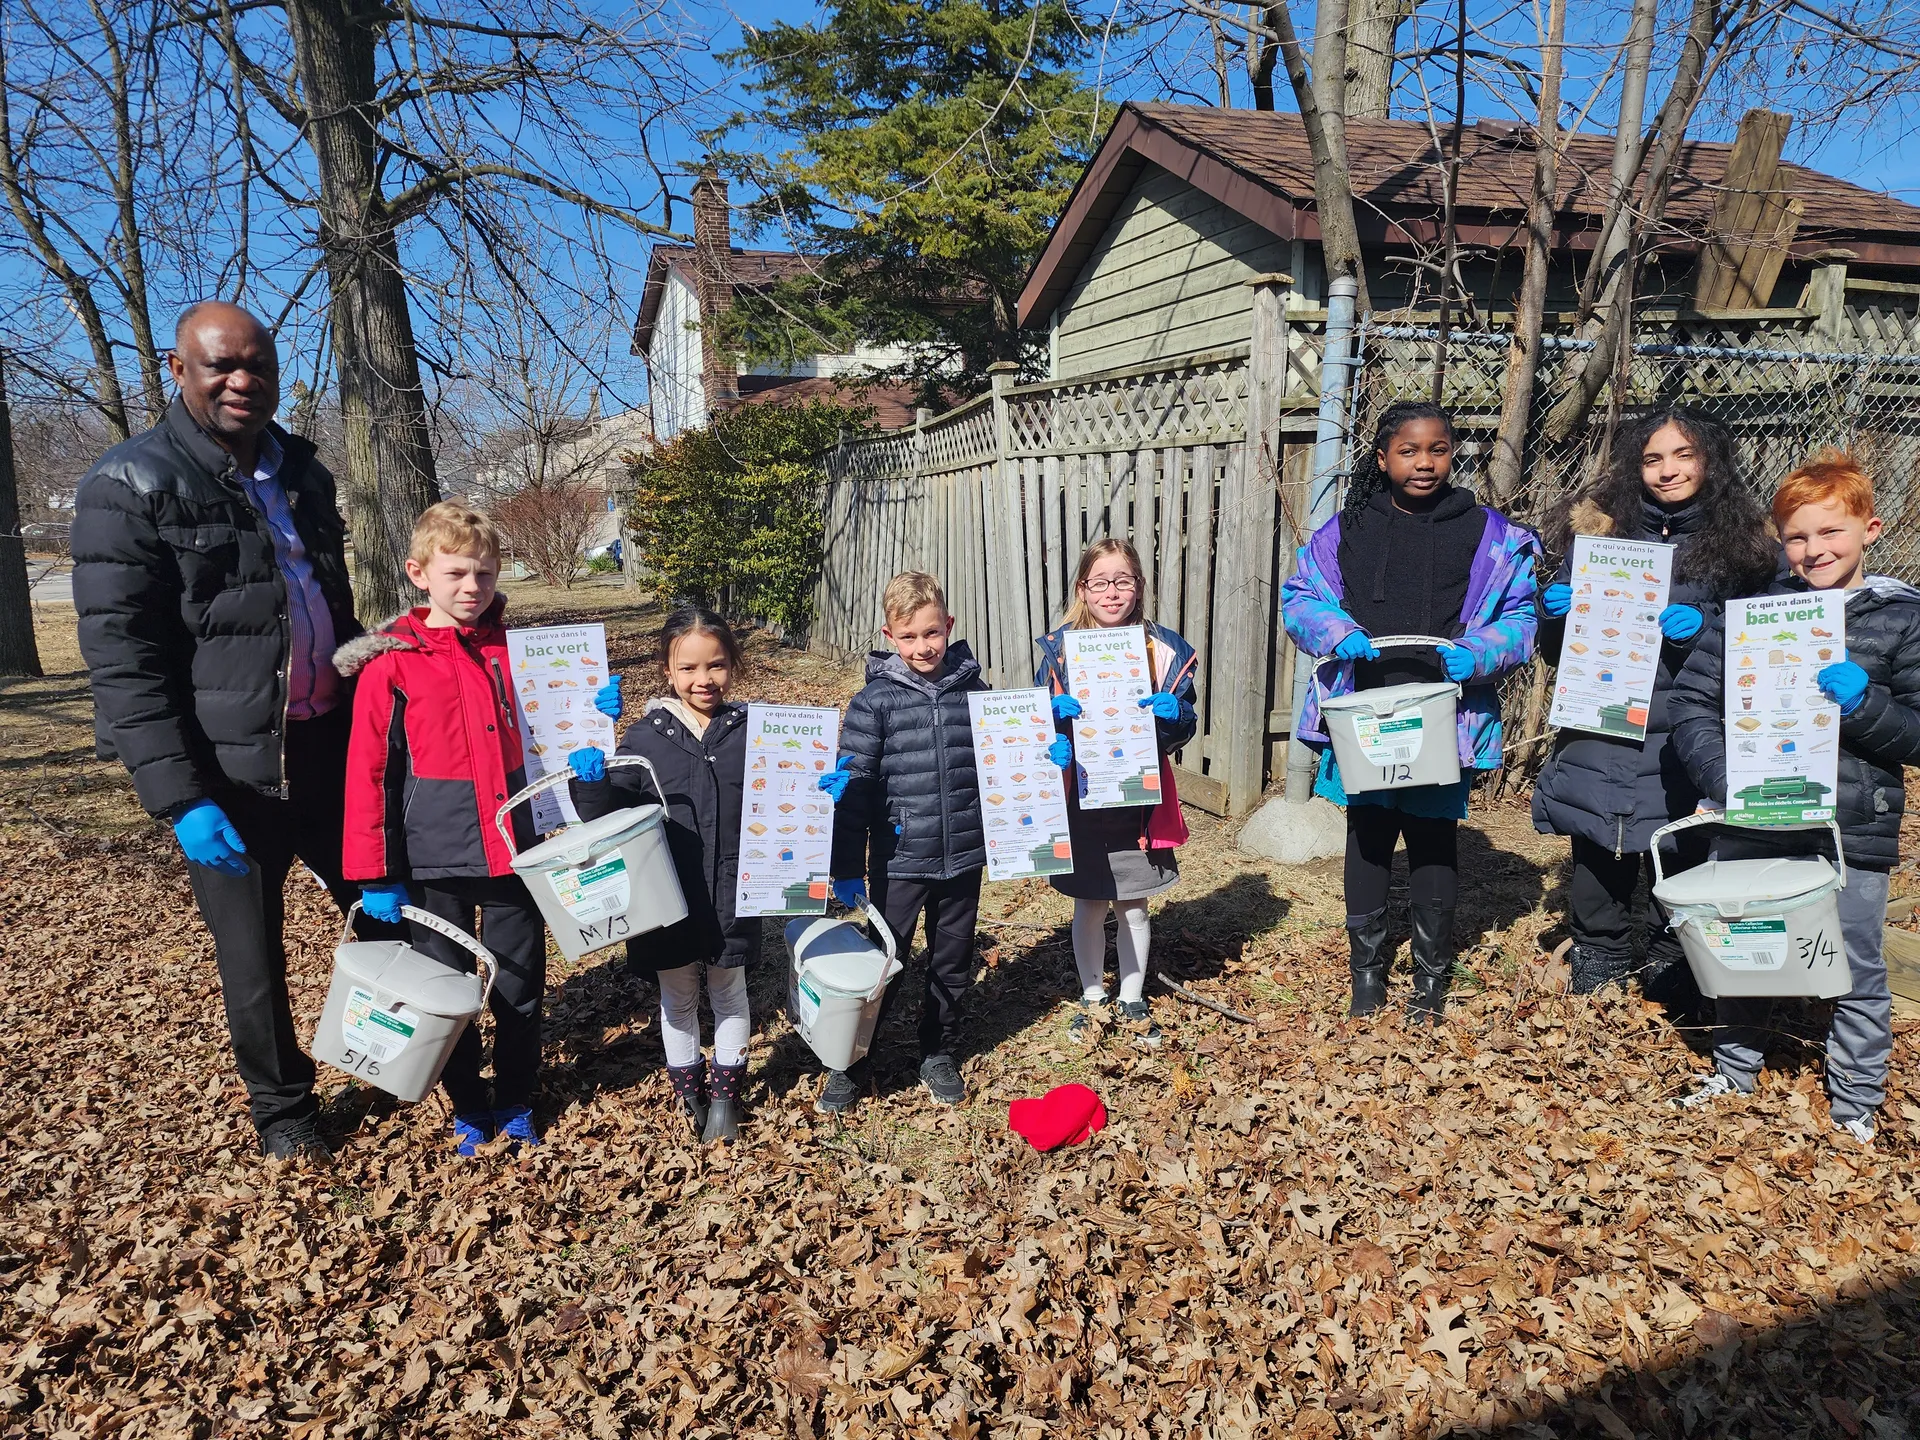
[1321,681,1458,717]
[786,916,892,994]
[333,940,486,1017]
[1652,854,1841,911]
[511,802,664,873]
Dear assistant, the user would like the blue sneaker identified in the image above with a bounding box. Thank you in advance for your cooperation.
[452,1113,492,1156]
[493,1105,542,1149]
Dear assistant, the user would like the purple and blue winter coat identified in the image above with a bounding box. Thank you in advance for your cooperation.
[1281,506,1540,769]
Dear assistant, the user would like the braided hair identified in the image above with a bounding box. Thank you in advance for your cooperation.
[1341,401,1456,526]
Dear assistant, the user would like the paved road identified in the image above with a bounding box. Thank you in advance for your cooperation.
[29,566,73,605]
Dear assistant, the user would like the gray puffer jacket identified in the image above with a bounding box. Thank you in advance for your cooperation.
[1669,576,1920,871]
[830,642,989,882]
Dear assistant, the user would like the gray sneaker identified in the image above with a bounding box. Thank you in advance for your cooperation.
[1067,997,1104,1044]
[920,1055,965,1105]
[1673,1073,1741,1109]
[1834,1113,1876,1145]
[814,1067,866,1115]
[1115,999,1163,1049]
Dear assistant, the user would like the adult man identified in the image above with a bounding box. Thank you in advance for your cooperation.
[73,301,376,1160]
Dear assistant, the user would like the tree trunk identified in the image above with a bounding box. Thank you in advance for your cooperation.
[1263,1,1371,311]
[0,352,43,677]
[1578,0,1657,321]
[1486,0,1566,507]
[93,1,167,425]
[284,0,440,623]
[1543,0,1723,443]
[1345,0,1414,119]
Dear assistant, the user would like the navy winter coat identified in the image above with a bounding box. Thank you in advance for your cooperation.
[570,699,762,971]
[831,642,989,883]
[1668,577,1920,872]
[1531,496,1766,855]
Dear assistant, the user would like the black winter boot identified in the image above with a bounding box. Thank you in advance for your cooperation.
[1568,943,1633,995]
[1346,906,1391,1017]
[703,1061,747,1145]
[1406,901,1456,1025]
[666,1060,708,1136]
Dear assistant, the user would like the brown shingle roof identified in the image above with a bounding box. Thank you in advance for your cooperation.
[631,245,825,356]
[1019,103,1920,325]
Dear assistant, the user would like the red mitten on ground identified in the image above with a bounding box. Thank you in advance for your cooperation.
[1008,1083,1107,1151]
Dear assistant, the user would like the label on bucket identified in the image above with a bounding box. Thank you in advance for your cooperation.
[342,987,419,1062]
[796,976,822,1031]
[1351,711,1425,766]
[1696,917,1788,970]
[550,855,631,922]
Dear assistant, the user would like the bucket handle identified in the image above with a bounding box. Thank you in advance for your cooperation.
[1648,811,1847,888]
[492,754,669,851]
[811,898,899,1002]
[1366,634,1457,652]
[341,901,499,1012]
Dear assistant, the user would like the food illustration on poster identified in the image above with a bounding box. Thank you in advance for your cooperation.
[1063,625,1162,810]
[735,704,840,917]
[1548,536,1674,741]
[506,624,618,833]
[1722,590,1844,825]
[968,688,1074,881]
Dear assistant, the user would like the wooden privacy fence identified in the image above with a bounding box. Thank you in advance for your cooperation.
[811,276,1323,817]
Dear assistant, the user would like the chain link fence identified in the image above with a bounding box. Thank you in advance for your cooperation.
[1351,322,1920,578]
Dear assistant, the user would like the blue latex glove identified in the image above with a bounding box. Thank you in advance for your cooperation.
[832,878,867,909]
[817,755,853,802]
[1542,583,1572,617]
[360,883,408,924]
[1818,657,1871,715]
[1439,644,1476,682]
[593,675,623,720]
[1333,629,1379,661]
[1048,737,1074,769]
[1657,604,1704,642]
[1050,692,1082,720]
[171,799,248,874]
[568,746,606,782]
[1138,692,1181,721]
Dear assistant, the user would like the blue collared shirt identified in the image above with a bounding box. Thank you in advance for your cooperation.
[239,431,340,720]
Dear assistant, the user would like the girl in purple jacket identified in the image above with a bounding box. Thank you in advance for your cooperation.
[1281,402,1539,1023]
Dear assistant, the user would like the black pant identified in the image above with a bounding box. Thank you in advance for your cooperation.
[1567,831,1706,963]
[409,876,548,1115]
[862,869,983,1065]
[184,706,387,1134]
[1344,806,1459,919]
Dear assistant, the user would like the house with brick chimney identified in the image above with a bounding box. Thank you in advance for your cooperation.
[633,170,921,441]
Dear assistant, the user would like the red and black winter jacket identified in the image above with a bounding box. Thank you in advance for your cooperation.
[335,601,534,882]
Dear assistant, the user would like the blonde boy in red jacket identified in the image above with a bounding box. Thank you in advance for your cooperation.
[334,503,544,1155]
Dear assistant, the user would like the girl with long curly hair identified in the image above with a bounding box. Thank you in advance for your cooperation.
[1532,406,1779,1008]
[1283,401,1540,1024]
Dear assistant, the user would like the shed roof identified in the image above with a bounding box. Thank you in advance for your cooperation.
[1018,103,1920,326]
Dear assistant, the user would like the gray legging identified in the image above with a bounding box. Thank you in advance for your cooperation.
[1707,836,1892,1124]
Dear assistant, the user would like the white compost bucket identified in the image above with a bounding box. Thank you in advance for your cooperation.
[312,903,497,1102]
[1649,813,1851,999]
[785,902,902,1072]
[500,756,689,962]
[1320,635,1462,793]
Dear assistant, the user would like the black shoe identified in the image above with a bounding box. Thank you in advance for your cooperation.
[1114,998,1163,1048]
[814,1065,867,1115]
[1642,940,1705,1022]
[920,1054,965,1105]
[703,1062,747,1145]
[665,1060,709,1137]
[1346,905,1390,1017]
[1406,901,1457,1026]
[1067,997,1104,1044]
[1569,943,1633,996]
[259,1116,332,1162]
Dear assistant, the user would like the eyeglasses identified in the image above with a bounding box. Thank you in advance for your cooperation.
[1082,577,1138,595]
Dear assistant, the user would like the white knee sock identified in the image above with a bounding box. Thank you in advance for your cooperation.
[1073,899,1111,1001]
[707,964,750,1069]
[1114,900,1151,1003]
[657,964,703,1068]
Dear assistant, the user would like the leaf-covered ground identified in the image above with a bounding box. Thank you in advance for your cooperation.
[6,586,1920,1439]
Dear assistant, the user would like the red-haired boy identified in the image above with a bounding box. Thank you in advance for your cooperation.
[1668,454,1920,1144]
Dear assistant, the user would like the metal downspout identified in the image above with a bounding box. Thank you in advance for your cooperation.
[1284,276,1362,804]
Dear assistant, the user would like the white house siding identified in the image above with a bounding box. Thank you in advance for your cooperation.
[1051,164,1299,379]
[648,270,706,441]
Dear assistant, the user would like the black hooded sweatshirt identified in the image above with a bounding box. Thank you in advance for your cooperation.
[1337,485,1487,688]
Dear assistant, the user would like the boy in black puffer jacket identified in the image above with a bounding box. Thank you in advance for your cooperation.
[1669,455,1920,1144]
[816,571,988,1113]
